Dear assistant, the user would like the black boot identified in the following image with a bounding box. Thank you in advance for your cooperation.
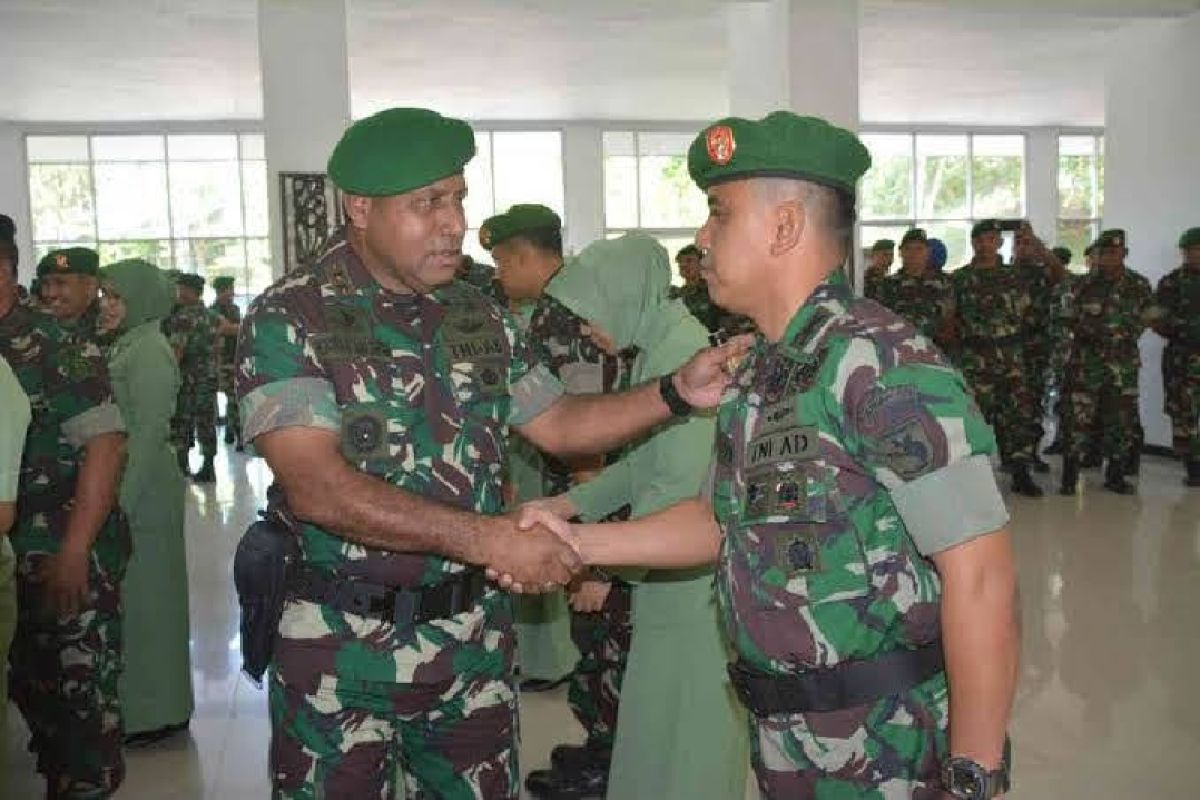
[1044,437,1064,455]
[1081,451,1102,469]
[1060,458,1080,496]
[525,763,608,799]
[1185,459,1200,488]
[1011,464,1044,498]
[1032,453,1052,474]
[551,742,611,773]
[193,456,216,484]
[224,427,235,445]
[1103,461,1135,495]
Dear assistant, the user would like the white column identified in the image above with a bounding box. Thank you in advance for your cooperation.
[1024,127,1059,245]
[0,122,33,284]
[561,124,605,257]
[257,0,351,279]
[1104,11,1200,448]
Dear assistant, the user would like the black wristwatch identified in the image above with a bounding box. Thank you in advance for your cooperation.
[942,741,1011,800]
[658,373,693,417]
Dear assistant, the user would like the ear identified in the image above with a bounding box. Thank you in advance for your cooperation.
[768,199,805,258]
[342,194,372,230]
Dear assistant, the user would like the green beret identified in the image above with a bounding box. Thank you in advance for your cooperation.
[687,111,871,194]
[1178,227,1200,249]
[36,247,99,278]
[176,273,205,292]
[478,204,561,251]
[1051,246,1072,264]
[900,228,928,246]
[327,107,475,197]
[676,244,702,259]
[212,275,236,291]
[1084,243,1097,257]
[870,239,894,252]
[1096,229,1127,249]
[971,219,1001,238]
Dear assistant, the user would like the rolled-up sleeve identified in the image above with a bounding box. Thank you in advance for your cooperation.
[62,402,126,449]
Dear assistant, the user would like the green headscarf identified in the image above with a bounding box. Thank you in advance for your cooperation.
[547,232,690,353]
[100,258,174,330]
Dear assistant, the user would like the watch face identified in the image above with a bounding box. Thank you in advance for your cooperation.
[947,761,988,800]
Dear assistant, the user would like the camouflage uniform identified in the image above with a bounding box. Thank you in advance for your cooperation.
[1154,266,1200,459]
[165,302,218,458]
[1013,260,1058,453]
[672,283,720,332]
[710,273,1006,798]
[862,267,887,302]
[1061,268,1154,470]
[873,268,954,351]
[212,298,242,442]
[236,232,563,799]
[527,294,635,753]
[0,302,130,799]
[952,262,1040,466]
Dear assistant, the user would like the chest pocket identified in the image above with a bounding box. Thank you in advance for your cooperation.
[439,304,510,408]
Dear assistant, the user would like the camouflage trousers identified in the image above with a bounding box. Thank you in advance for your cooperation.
[1062,362,1142,467]
[171,374,217,457]
[960,345,1039,464]
[748,672,949,799]
[1163,344,1200,458]
[567,581,632,751]
[1026,349,1051,448]
[9,551,125,799]
[218,362,240,440]
[269,644,519,798]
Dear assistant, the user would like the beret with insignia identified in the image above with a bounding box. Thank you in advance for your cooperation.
[687,111,871,194]
[327,107,475,197]
[1178,227,1200,249]
[677,244,702,259]
[970,219,1001,239]
[1096,229,1127,250]
[900,228,928,246]
[36,246,99,278]
[212,275,236,291]
[478,204,561,251]
[1051,246,1072,265]
[176,273,205,292]
[870,239,894,252]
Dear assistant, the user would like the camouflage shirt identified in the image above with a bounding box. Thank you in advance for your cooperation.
[235,234,564,683]
[710,272,1005,675]
[952,261,1035,344]
[874,268,954,346]
[1068,267,1155,368]
[672,283,719,332]
[212,299,242,364]
[862,267,888,301]
[1154,265,1200,346]
[0,300,129,571]
[165,302,217,382]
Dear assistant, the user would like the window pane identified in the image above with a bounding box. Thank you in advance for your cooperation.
[860,134,913,221]
[240,133,265,160]
[638,154,706,229]
[916,135,967,219]
[92,135,164,161]
[604,151,639,229]
[98,239,173,268]
[918,221,971,272]
[29,164,95,242]
[174,238,246,285]
[1058,154,1095,218]
[492,131,564,217]
[602,131,635,158]
[242,161,269,237]
[167,134,238,161]
[464,132,494,227]
[95,162,170,239]
[1096,139,1105,218]
[636,132,694,157]
[35,241,98,263]
[246,237,273,296]
[1055,219,1097,273]
[27,136,89,162]
[971,135,1023,218]
[463,232,491,268]
[1059,135,1096,158]
[169,161,244,237]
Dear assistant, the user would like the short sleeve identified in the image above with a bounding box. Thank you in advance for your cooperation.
[235,291,341,443]
[0,357,31,502]
[840,340,1009,555]
[505,308,564,426]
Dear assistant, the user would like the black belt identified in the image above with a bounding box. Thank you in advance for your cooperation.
[290,566,489,628]
[728,641,945,716]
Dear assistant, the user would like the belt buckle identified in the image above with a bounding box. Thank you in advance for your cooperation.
[342,582,386,618]
[392,589,418,628]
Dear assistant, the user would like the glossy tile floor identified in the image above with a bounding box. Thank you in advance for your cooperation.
[6,443,1200,799]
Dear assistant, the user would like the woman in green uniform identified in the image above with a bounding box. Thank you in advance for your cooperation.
[97,258,193,742]
[531,233,748,799]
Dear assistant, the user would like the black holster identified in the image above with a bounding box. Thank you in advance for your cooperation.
[233,507,301,685]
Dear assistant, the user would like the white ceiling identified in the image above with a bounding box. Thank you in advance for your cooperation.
[0,0,1197,126]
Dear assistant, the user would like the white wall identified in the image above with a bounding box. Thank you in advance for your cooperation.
[1104,11,1200,449]
[0,122,33,284]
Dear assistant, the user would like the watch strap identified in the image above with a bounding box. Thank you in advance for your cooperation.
[658,373,693,417]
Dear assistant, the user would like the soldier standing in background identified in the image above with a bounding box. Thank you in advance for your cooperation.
[1152,227,1200,487]
[862,238,894,300]
[672,244,719,332]
[211,276,243,451]
[875,227,956,352]
[166,273,218,482]
[1059,229,1155,495]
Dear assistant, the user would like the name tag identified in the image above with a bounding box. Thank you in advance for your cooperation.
[746,425,819,468]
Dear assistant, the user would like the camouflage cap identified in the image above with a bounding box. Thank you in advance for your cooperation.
[1178,227,1200,249]
[900,228,928,246]
[478,204,561,251]
[687,111,871,193]
[212,275,236,291]
[176,272,205,292]
[36,246,100,278]
[971,219,1001,239]
[327,107,475,197]
[1096,229,1127,249]
[870,239,895,252]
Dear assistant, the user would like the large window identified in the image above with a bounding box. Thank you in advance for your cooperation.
[27,133,269,299]
[1057,134,1105,271]
[603,130,707,281]
[860,133,1026,271]
[462,130,564,264]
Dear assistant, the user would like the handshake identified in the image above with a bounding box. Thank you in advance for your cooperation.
[478,499,584,594]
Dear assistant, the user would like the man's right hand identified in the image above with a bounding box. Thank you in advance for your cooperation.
[478,515,581,594]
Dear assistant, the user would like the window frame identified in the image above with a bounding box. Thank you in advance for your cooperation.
[1055,130,1105,271]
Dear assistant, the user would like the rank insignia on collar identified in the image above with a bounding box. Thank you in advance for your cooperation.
[762,355,791,404]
